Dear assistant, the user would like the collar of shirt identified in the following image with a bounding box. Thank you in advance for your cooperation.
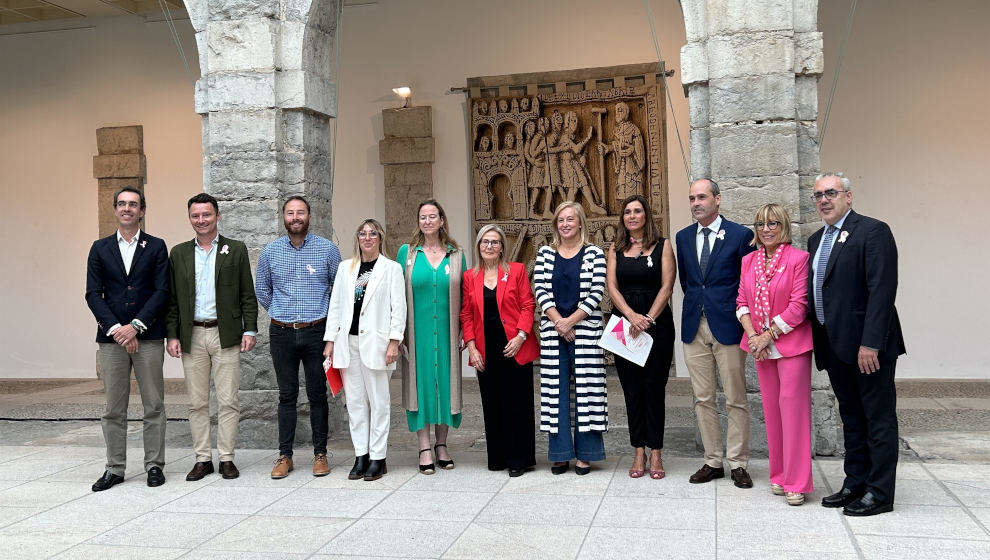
[415,243,454,254]
[697,215,723,236]
[117,229,140,246]
[194,234,220,253]
[828,210,852,233]
[283,233,314,250]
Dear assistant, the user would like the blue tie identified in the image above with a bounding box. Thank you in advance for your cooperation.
[814,225,837,324]
[699,227,712,276]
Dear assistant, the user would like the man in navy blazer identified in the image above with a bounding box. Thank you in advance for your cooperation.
[85,187,170,491]
[676,179,755,488]
[809,172,905,516]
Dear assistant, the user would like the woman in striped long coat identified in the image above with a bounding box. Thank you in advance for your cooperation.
[533,201,608,475]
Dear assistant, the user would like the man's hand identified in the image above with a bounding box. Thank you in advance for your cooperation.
[858,346,880,374]
[113,324,138,346]
[166,339,182,358]
[385,340,400,366]
[240,334,256,352]
[124,338,139,354]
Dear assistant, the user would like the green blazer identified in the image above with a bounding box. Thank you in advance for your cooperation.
[166,235,258,353]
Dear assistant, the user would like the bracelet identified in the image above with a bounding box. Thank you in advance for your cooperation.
[644,314,656,326]
[517,330,527,341]
[130,319,146,334]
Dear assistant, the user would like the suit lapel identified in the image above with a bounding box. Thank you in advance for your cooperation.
[703,218,727,280]
[127,231,147,278]
[496,265,507,310]
[472,269,485,316]
[360,259,383,306]
[108,235,128,279]
[686,227,702,280]
[183,241,196,305]
[214,235,229,284]
[824,211,858,282]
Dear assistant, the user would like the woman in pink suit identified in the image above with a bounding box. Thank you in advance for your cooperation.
[736,203,814,505]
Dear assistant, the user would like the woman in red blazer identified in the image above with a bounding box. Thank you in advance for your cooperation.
[736,203,815,506]
[461,225,539,476]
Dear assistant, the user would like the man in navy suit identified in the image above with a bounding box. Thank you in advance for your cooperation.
[809,172,905,516]
[676,179,755,487]
[85,187,170,491]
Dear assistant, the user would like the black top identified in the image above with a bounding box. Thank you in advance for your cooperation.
[349,259,377,336]
[551,246,584,317]
[615,241,674,328]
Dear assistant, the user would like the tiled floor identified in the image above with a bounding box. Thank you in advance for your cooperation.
[1,445,988,559]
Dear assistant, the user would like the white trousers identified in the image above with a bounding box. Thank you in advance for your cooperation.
[344,335,392,459]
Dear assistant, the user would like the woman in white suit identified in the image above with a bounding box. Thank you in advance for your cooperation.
[324,219,406,481]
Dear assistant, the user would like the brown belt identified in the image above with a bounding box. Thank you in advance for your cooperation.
[271,317,327,329]
[192,320,218,328]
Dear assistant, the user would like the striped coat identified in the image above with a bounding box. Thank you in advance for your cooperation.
[533,244,608,434]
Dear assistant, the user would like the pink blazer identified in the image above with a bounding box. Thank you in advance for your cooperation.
[736,244,813,357]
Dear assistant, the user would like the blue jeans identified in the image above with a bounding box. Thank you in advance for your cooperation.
[548,339,605,462]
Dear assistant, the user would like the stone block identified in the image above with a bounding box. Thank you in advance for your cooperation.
[793,0,819,32]
[709,122,797,178]
[283,111,332,152]
[205,72,277,111]
[680,0,707,42]
[216,199,281,249]
[794,31,824,75]
[184,0,208,32]
[718,177,800,224]
[812,388,839,455]
[275,70,336,117]
[796,121,819,174]
[687,84,709,128]
[378,137,435,165]
[794,75,818,121]
[209,0,279,21]
[286,0,338,33]
[194,30,209,76]
[194,78,209,114]
[278,22,333,78]
[209,151,278,183]
[93,154,147,179]
[385,182,433,249]
[709,74,795,123]
[98,179,143,238]
[96,126,143,155]
[689,127,711,180]
[680,42,709,86]
[209,180,281,201]
[382,106,433,138]
[706,0,793,35]
[207,19,277,73]
[208,110,279,153]
[384,163,432,187]
[798,174,819,222]
[707,33,794,80]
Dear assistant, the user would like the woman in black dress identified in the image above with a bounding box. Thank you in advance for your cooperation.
[606,194,676,479]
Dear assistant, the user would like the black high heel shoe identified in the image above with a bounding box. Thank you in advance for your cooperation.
[348,454,370,480]
[434,443,454,470]
[418,449,435,475]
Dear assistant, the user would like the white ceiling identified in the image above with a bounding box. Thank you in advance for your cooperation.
[0,0,185,25]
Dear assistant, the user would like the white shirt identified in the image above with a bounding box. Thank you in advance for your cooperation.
[117,229,140,275]
[193,234,219,322]
[811,209,851,278]
[696,215,723,264]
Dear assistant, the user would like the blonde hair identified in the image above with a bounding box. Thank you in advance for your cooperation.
[408,199,460,251]
[352,218,388,269]
[750,203,793,248]
[473,224,510,273]
[550,201,588,248]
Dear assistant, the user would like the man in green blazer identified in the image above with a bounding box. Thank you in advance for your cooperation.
[166,193,258,481]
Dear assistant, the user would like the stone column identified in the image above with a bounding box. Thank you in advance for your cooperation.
[93,125,147,237]
[183,0,344,447]
[679,0,839,454]
[378,106,435,254]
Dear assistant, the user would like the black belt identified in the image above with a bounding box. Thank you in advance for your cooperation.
[192,320,218,328]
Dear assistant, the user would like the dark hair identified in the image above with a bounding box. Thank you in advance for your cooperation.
[282,195,310,213]
[187,193,219,213]
[113,186,146,210]
[695,178,720,196]
[613,194,662,254]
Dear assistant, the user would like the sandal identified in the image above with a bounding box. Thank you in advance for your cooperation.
[418,449,435,475]
[649,453,665,480]
[629,456,646,479]
[434,443,454,470]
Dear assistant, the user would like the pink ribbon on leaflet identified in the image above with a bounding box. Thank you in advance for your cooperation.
[611,319,626,346]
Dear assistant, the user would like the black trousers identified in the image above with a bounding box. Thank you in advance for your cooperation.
[270,323,329,456]
[825,346,899,504]
[614,325,674,450]
[477,359,536,470]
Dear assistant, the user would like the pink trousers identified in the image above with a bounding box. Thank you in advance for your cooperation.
[757,351,814,494]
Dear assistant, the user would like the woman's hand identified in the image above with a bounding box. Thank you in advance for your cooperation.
[468,345,485,372]
[629,314,651,338]
[554,316,573,338]
[322,341,334,362]
[755,347,772,361]
[385,340,400,366]
[503,335,524,358]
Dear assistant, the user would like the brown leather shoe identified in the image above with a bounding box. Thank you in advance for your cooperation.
[313,453,330,477]
[730,467,754,488]
[689,464,724,484]
[219,461,239,479]
[185,460,214,481]
[271,455,293,479]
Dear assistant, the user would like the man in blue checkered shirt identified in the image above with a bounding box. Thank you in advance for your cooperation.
[255,195,342,479]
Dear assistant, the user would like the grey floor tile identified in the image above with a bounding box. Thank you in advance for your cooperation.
[443,522,587,559]
[304,463,420,491]
[716,552,858,560]
[91,511,246,548]
[893,479,959,506]
[0,479,92,507]
[578,527,715,559]
[179,551,311,559]
[501,464,613,496]
[593,496,714,530]
[925,462,990,481]
[0,525,100,560]
[0,446,45,463]
[199,515,352,554]
[215,459,314,488]
[73,474,214,510]
[52,544,189,560]
[319,518,468,558]
[0,505,45,528]
[845,504,989,540]
[157,485,292,515]
[606,465,716,500]
[398,464,510,493]
[858,534,990,559]
[366,490,493,522]
[935,398,990,410]
[0,456,93,481]
[944,480,990,508]
[475,493,599,526]
[11,500,148,533]
[259,487,390,518]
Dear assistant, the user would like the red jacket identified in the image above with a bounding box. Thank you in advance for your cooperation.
[461,262,539,366]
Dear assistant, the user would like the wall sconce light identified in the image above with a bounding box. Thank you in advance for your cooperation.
[392,86,412,108]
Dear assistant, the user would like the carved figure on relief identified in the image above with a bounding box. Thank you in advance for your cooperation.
[523,119,552,219]
[503,132,516,151]
[544,111,565,208]
[489,100,498,116]
[510,98,520,113]
[478,135,492,152]
[473,101,487,118]
[498,99,509,114]
[597,101,645,201]
[549,111,607,215]
[520,97,531,112]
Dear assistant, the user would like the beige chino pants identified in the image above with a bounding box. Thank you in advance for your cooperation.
[181,326,240,462]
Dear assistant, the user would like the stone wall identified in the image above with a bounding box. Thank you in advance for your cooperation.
[378,106,435,255]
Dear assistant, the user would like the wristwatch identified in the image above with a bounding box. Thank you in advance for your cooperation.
[517,330,527,341]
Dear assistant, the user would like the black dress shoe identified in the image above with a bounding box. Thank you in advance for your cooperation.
[364,459,387,481]
[92,470,124,492]
[146,466,165,487]
[186,461,214,481]
[689,464,725,484]
[219,461,239,479]
[821,487,864,508]
[488,465,507,472]
[843,492,893,517]
[508,467,527,477]
[349,454,370,480]
[730,467,754,489]
[550,461,569,475]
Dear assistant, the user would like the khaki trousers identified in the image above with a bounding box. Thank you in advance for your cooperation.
[97,340,166,475]
[684,316,749,469]
[181,326,240,462]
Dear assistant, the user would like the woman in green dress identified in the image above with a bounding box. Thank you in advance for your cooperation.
[396,199,466,474]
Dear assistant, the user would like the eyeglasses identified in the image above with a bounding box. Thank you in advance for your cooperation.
[115,201,140,209]
[754,221,781,230]
[357,231,379,239]
[480,239,502,247]
[811,189,843,202]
